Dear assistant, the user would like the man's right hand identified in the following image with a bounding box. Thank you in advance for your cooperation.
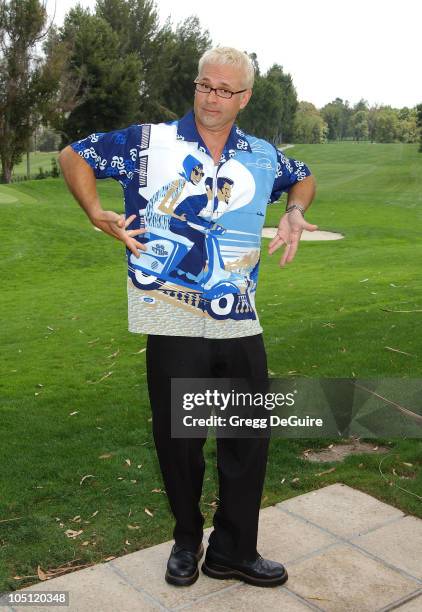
[90,211,147,258]
[58,147,146,258]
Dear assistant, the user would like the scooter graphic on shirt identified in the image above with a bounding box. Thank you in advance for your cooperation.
[128,213,254,319]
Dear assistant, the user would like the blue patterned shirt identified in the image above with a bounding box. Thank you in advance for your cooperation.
[70,111,312,338]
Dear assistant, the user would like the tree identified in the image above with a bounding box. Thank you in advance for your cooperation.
[321,98,352,140]
[372,107,399,143]
[37,126,60,151]
[293,102,327,144]
[58,6,142,142]
[96,1,211,121]
[0,0,61,182]
[353,99,368,112]
[238,74,284,143]
[248,52,260,78]
[395,107,417,143]
[40,24,85,143]
[238,62,298,144]
[367,106,379,143]
[160,16,211,119]
[266,64,298,142]
[96,0,175,122]
[349,110,369,141]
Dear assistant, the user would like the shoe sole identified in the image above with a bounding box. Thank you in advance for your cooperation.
[165,567,199,587]
[165,544,204,587]
[201,560,288,588]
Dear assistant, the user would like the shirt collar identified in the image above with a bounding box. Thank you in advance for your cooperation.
[176,110,252,158]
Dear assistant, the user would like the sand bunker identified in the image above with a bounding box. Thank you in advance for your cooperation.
[262,228,343,241]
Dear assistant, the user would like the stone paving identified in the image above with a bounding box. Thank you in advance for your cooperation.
[3,484,422,611]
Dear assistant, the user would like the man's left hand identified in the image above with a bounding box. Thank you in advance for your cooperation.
[268,209,318,266]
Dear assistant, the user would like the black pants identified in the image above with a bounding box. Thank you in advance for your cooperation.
[146,333,270,562]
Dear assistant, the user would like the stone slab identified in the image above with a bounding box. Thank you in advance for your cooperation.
[257,506,337,563]
[287,543,418,611]
[352,515,422,580]
[277,483,404,538]
[109,538,237,609]
[11,564,158,612]
[392,592,422,610]
[182,583,311,611]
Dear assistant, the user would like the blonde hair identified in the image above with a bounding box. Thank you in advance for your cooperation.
[198,47,255,89]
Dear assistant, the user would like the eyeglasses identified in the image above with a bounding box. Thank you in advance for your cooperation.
[194,81,247,99]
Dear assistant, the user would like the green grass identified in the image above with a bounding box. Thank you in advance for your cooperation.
[11,151,59,179]
[264,142,422,376]
[0,142,421,590]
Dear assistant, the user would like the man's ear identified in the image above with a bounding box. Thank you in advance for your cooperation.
[239,89,253,110]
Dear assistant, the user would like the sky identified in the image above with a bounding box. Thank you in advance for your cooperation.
[45,0,421,109]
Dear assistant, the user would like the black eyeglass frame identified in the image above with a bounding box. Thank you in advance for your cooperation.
[194,81,248,99]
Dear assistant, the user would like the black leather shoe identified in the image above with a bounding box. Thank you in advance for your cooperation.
[165,543,204,586]
[202,548,288,587]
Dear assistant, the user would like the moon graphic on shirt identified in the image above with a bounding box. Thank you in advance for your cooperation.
[218,159,255,212]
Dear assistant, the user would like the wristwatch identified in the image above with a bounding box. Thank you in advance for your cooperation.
[285,203,305,216]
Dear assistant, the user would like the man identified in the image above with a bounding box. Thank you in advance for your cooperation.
[213,176,234,217]
[198,176,233,220]
[59,46,317,588]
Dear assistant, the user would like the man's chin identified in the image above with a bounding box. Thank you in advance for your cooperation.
[201,111,218,121]
[197,113,223,130]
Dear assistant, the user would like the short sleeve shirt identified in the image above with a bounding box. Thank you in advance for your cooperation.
[70,111,312,338]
